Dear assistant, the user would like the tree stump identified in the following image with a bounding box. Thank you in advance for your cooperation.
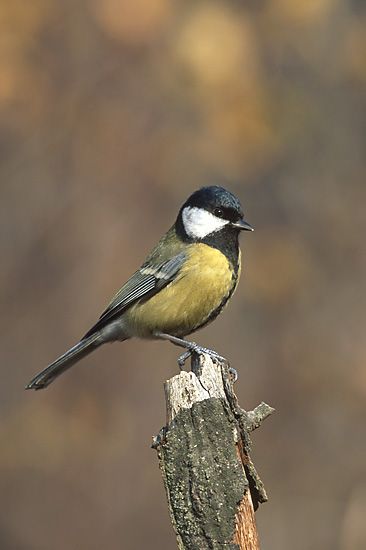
[152,354,274,549]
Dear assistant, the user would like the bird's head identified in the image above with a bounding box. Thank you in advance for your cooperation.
[177,186,253,242]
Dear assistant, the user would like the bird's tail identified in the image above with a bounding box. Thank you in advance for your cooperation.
[26,333,102,390]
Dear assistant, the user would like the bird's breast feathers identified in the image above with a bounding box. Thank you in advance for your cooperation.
[126,243,241,337]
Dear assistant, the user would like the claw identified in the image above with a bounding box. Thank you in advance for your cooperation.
[178,350,191,368]
[177,342,228,369]
[229,366,238,382]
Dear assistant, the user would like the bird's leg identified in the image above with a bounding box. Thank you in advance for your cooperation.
[153,332,228,369]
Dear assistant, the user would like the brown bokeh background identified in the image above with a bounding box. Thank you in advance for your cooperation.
[1,1,365,549]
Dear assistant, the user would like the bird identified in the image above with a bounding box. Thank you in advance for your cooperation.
[26,185,253,390]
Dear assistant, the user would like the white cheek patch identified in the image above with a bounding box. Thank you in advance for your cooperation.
[182,206,229,239]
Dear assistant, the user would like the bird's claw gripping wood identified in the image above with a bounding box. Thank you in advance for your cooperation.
[179,349,238,382]
[177,344,228,370]
[154,332,228,371]
[228,366,238,382]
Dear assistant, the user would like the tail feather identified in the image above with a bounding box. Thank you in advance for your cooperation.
[26,333,102,390]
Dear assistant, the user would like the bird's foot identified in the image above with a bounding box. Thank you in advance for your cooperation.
[152,332,231,374]
[228,366,238,383]
[177,343,227,369]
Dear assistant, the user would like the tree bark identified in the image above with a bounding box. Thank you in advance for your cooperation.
[152,354,274,550]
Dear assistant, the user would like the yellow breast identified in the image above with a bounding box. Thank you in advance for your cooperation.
[126,244,240,338]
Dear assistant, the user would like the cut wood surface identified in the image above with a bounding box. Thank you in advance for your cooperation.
[153,354,274,550]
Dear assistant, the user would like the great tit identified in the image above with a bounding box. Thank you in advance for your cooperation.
[26,185,253,390]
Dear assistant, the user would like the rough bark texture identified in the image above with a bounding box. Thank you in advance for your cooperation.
[153,354,274,550]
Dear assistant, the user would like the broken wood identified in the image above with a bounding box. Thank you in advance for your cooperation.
[152,354,274,549]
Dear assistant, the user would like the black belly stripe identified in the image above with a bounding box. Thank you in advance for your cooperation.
[175,222,242,335]
[191,270,239,333]
[193,229,241,332]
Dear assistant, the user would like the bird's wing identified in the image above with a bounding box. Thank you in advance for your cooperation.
[83,252,186,338]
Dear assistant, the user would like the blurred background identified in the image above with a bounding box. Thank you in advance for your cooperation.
[1,1,365,548]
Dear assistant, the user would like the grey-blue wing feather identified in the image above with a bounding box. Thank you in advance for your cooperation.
[83,252,186,338]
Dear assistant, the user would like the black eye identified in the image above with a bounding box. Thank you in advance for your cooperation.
[214,208,224,218]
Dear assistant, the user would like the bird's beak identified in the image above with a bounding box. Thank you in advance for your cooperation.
[231,218,254,231]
